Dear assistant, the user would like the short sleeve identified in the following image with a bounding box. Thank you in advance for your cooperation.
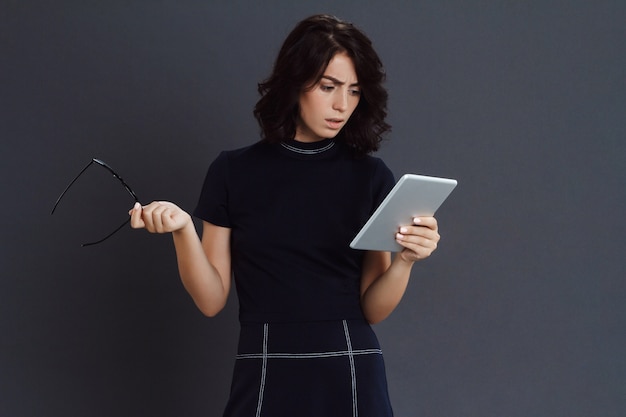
[192,151,231,227]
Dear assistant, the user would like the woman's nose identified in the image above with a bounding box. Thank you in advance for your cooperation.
[332,91,348,111]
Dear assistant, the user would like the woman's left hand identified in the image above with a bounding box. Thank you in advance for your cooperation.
[395,216,440,263]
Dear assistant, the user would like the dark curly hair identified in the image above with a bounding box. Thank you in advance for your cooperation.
[253,14,390,156]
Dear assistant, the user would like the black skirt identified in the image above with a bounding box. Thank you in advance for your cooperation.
[222,319,394,417]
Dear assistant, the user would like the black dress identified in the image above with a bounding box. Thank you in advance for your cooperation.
[193,138,396,417]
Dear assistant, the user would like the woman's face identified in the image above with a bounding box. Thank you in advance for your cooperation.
[295,52,361,143]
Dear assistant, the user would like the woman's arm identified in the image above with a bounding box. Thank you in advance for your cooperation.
[130,202,231,317]
[360,216,440,324]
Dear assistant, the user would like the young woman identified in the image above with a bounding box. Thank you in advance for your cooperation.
[130,14,440,417]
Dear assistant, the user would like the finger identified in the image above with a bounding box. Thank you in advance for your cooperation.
[140,202,160,232]
[153,203,183,233]
[398,225,440,242]
[396,232,438,250]
[129,202,146,229]
[413,216,438,230]
[161,207,182,231]
[395,230,439,260]
[395,238,436,261]
[150,204,170,233]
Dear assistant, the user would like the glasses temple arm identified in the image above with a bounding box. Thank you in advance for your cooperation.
[81,218,131,247]
[51,160,95,215]
[92,158,140,203]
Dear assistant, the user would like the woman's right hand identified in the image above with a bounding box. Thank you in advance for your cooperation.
[129,201,192,234]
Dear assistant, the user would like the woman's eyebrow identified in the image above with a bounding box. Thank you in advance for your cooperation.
[321,75,360,86]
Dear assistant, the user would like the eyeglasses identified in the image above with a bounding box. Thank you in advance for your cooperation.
[51,158,140,246]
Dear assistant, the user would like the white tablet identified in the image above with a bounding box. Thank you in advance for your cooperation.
[349,174,457,252]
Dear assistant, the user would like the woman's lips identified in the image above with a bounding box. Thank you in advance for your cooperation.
[325,118,344,129]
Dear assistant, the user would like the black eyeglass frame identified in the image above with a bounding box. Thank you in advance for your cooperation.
[51,158,140,246]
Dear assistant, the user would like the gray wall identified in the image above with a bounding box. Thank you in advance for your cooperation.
[2,1,624,416]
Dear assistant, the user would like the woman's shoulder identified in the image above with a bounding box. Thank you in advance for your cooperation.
[340,145,393,176]
[205,140,277,180]
[216,140,272,162]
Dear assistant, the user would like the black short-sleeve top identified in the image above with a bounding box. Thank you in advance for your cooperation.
[193,139,395,323]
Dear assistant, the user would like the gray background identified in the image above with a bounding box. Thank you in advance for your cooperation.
[1,1,625,416]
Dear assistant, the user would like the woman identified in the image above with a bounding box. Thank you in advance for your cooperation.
[130,14,440,417]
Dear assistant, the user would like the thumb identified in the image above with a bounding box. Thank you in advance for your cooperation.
[129,202,145,229]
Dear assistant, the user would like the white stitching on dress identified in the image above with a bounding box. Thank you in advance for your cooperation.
[343,320,358,417]
[239,321,381,416]
[280,141,335,154]
[255,323,269,417]
[236,348,382,360]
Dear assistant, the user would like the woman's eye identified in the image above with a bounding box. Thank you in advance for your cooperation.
[349,89,361,96]
[320,85,334,92]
